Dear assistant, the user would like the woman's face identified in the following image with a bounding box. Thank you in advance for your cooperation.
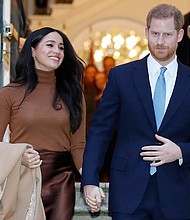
[32,31,64,71]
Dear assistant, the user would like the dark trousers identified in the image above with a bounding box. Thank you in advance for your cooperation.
[112,174,190,220]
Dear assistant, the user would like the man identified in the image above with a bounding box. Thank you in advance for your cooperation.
[81,4,190,220]
[103,56,115,77]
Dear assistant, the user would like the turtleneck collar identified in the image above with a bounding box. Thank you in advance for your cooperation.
[35,69,56,84]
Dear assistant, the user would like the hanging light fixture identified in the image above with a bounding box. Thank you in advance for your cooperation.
[82,28,149,65]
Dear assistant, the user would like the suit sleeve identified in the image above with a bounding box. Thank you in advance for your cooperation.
[81,68,120,187]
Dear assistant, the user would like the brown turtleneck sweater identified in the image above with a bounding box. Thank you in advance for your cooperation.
[0,69,86,170]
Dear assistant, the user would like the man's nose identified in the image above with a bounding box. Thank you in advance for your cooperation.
[157,35,165,45]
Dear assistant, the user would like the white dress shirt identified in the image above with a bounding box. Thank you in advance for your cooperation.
[147,54,183,165]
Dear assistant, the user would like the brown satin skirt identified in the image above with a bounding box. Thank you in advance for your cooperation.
[39,150,75,220]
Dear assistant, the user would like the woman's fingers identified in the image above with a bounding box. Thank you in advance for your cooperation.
[29,159,43,168]
[22,148,42,168]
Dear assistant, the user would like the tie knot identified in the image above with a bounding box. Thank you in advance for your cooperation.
[160,66,167,75]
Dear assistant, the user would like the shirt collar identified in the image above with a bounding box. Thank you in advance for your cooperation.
[147,54,178,77]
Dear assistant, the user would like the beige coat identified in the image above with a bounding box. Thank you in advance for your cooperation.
[0,142,45,220]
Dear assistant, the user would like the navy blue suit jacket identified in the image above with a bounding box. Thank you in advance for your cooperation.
[82,56,190,218]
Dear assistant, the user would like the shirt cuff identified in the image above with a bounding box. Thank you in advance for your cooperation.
[179,158,183,166]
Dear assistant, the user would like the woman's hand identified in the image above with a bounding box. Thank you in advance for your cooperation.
[22,147,42,168]
[83,185,105,213]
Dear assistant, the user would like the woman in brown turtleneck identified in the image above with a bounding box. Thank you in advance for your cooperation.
[0,27,86,220]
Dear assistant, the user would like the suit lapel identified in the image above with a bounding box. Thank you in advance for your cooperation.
[132,57,157,131]
[160,63,190,131]
[131,58,190,132]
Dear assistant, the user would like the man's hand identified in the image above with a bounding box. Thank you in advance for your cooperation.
[140,134,182,166]
[22,147,42,168]
[83,185,105,213]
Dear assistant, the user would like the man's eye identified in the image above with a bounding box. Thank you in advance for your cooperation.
[152,32,158,36]
[164,33,171,37]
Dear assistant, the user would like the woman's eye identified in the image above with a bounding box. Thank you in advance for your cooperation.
[59,46,64,51]
[46,44,53,47]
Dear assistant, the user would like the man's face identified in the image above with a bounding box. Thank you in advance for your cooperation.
[145,17,184,66]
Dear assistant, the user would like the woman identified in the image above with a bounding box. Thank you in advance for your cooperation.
[0,27,86,220]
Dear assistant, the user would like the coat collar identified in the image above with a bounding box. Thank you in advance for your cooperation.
[161,62,190,130]
[132,57,156,131]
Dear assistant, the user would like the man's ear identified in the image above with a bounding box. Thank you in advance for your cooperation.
[177,29,184,42]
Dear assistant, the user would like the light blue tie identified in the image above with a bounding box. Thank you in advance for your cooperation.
[150,66,167,175]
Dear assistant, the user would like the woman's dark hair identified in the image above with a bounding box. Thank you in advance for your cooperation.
[15,27,85,133]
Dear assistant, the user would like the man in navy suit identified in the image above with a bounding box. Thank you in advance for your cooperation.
[81,3,190,220]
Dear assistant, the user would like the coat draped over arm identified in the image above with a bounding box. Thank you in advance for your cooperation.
[0,142,45,220]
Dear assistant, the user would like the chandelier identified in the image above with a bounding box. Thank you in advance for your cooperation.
[83,29,149,65]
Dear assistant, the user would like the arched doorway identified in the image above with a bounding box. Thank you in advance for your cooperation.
[72,17,149,70]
